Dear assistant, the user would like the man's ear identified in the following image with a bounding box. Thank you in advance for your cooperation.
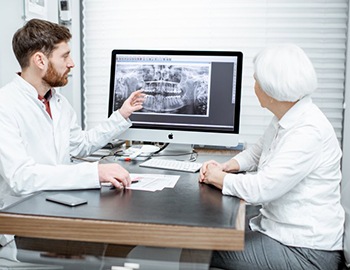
[32,52,47,70]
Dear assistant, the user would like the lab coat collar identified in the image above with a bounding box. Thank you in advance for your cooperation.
[14,73,58,101]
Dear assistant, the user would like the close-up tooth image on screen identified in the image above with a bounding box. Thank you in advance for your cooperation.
[113,64,210,116]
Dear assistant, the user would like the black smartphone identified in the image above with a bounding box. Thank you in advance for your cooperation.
[46,194,88,207]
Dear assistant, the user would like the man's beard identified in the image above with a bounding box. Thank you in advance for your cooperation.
[43,62,70,87]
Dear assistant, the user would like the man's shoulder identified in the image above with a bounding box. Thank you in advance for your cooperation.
[0,77,20,96]
[0,79,24,114]
[0,83,16,102]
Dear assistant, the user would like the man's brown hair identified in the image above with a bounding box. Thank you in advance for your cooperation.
[12,19,72,69]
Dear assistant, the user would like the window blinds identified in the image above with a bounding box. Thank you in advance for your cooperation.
[82,0,348,146]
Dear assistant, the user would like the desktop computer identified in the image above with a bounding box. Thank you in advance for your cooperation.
[108,49,243,156]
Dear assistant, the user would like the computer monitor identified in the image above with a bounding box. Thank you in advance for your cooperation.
[108,49,243,153]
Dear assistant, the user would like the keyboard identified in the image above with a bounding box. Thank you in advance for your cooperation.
[139,158,202,173]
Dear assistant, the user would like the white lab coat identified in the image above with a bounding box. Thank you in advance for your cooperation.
[0,74,131,250]
[0,74,131,205]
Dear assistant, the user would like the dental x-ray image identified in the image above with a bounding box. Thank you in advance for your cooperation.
[113,63,210,116]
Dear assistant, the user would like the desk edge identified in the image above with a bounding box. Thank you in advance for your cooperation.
[0,212,244,251]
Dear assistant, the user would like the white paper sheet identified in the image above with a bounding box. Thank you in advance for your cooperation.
[127,174,180,192]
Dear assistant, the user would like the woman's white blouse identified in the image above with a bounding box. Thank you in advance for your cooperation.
[223,96,344,250]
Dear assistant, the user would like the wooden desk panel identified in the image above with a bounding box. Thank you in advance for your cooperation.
[0,200,244,250]
[0,154,245,251]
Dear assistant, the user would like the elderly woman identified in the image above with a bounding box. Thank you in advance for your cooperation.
[199,44,344,270]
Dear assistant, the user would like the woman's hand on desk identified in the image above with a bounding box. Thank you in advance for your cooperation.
[199,161,226,190]
[199,159,240,190]
[98,163,131,189]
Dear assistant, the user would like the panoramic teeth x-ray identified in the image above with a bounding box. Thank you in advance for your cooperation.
[114,64,210,116]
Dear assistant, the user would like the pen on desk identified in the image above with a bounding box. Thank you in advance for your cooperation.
[116,157,132,161]
[109,180,139,189]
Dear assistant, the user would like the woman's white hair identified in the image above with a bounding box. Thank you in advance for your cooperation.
[253,44,318,102]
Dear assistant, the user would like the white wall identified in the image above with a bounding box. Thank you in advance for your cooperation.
[341,4,350,266]
[0,0,23,86]
[56,0,83,125]
[0,0,82,125]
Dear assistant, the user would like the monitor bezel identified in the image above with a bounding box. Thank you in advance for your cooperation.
[108,49,243,136]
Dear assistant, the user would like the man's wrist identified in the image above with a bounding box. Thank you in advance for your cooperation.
[118,108,129,119]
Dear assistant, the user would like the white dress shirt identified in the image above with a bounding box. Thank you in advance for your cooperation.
[0,74,131,206]
[223,96,344,250]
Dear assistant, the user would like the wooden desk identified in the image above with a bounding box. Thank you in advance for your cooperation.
[0,153,245,251]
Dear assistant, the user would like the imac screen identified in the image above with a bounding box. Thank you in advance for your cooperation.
[108,50,243,147]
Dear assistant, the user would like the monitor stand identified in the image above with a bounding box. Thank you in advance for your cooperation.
[159,143,194,160]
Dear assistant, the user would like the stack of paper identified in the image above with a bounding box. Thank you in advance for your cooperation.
[127,174,180,192]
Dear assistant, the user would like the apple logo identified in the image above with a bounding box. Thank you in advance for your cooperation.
[168,133,174,140]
